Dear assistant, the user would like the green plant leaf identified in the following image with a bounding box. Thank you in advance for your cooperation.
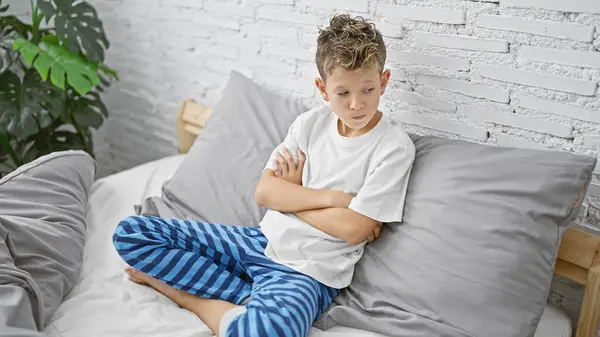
[20,139,42,164]
[0,14,33,72]
[13,35,102,95]
[97,63,119,81]
[0,15,33,38]
[0,160,16,176]
[0,30,16,73]
[50,130,86,152]
[69,91,107,128]
[37,0,109,62]
[0,0,8,13]
[0,69,65,139]
[36,0,55,18]
[0,131,21,167]
[90,92,108,117]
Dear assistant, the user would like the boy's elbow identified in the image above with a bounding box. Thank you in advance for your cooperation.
[345,215,381,245]
[346,234,366,246]
[255,172,275,207]
[254,183,268,207]
[344,224,368,245]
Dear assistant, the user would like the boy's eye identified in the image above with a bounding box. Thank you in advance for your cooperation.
[364,88,375,93]
[337,92,349,96]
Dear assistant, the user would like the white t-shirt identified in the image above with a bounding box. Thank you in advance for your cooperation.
[259,104,416,288]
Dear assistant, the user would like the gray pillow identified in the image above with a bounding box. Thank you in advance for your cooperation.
[155,70,309,226]
[314,134,597,337]
[0,150,96,334]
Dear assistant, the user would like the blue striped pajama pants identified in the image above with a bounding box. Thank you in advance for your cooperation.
[112,215,339,337]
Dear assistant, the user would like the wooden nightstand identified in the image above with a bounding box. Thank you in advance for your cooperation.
[176,99,212,154]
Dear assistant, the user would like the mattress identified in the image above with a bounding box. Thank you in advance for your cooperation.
[41,155,571,337]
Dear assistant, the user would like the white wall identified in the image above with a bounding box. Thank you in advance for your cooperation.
[94,0,600,219]
[7,0,600,333]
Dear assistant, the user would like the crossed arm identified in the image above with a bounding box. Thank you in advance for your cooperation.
[254,148,382,245]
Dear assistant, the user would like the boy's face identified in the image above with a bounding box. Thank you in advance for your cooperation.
[316,65,391,131]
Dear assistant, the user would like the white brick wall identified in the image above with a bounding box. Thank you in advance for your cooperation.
[378,4,466,24]
[11,0,597,331]
[415,74,511,103]
[476,14,595,42]
[502,0,600,15]
[479,64,598,96]
[412,32,509,52]
[388,50,471,71]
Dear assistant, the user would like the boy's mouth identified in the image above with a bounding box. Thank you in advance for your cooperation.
[352,115,366,120]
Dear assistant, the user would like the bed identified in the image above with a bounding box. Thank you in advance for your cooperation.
[32,98,593,337]
[33,151,570,337]
[39,152,389,337]
[2,71,598,337]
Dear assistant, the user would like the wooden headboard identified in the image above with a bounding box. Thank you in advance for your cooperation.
[175,98,600,337]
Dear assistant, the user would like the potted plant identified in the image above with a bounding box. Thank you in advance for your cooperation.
[0,0,118,177]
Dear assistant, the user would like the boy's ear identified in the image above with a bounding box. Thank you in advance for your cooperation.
[380,69,391,95]
[315,77,329,101]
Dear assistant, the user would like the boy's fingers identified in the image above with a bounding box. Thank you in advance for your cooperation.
[298,149,306,165]
[283,148,296,174]
[298,150,306,176]
[276,153,288,174]
[283,147,292,162]
[367,233,375,242]
[376,224,384,238]
[374,225,382,239]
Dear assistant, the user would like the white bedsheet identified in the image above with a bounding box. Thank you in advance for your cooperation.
[42,155,387,337]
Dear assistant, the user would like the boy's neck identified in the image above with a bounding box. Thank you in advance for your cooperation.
[338,110,383,138]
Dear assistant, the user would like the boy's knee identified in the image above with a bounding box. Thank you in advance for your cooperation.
[112,216,141,247]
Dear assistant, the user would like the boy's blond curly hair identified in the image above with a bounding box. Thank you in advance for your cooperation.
[316,14,386,81]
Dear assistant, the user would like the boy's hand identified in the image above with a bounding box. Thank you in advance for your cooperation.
[367,223,383,243]
[274,147,305,186]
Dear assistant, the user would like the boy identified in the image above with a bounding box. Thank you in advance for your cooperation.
[112,14,415,337]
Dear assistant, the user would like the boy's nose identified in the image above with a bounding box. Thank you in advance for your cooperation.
[350,97,364,111]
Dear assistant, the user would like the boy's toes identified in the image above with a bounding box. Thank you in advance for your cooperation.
[129,274,147,285]
[125,267,148,285]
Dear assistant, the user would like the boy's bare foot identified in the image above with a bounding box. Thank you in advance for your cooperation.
[123,266,240,336]
[125,267,148,285]
[124,267,190,305]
